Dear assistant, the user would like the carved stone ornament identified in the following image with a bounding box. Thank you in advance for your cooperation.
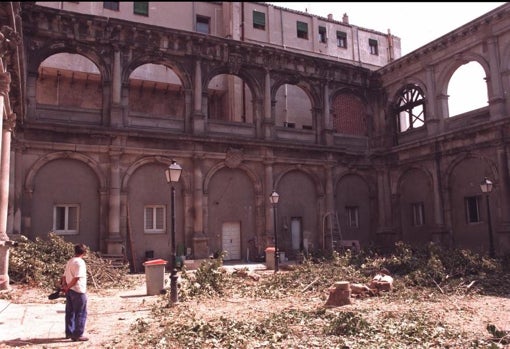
[228,53,243,75]
[0,71,11,97]
[225,148,243,168]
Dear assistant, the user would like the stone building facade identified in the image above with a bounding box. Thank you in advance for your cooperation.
[3,2,510,272]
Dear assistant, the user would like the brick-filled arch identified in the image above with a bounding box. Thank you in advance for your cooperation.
[331,93,367,136]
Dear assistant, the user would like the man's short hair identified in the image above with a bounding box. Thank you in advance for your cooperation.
[74,244,87,255]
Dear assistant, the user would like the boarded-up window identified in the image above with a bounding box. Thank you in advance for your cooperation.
[331,93,367,136]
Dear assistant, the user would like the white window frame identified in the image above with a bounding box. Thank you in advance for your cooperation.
[144,205,166,234]
[346,206,359,228]
[411,202,425,226]
[53,204,80,235]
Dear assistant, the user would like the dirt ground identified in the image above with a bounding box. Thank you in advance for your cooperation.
[1,272,510,348]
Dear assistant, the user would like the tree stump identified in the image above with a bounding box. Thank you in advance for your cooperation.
[325,281,351,307]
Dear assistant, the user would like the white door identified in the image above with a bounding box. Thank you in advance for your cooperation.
[291,217,302,250]
[222,221,241,260]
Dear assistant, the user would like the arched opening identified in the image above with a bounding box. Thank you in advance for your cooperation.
[37,53,102,109]
[395,84,425,133]
[128,63,184,118]
[447,61,488,117]
[207,74,253,123]
[275,84,313,130]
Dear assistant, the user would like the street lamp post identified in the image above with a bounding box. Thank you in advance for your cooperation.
[480,177,495,258]
[269,191,279,273]
[165,160,182,303]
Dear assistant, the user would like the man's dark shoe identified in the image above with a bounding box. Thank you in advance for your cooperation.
[71,336,89,342]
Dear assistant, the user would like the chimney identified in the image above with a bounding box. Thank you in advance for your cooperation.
[327,14,333,21]
[342,13,349,24]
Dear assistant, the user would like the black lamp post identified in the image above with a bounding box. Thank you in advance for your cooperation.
[480,177,495,258]
[269,190,279,273]
[165,160,182,303]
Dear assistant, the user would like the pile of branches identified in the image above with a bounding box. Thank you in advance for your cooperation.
[8,232,131,290]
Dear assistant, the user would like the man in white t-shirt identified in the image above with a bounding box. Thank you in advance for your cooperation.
[61,244,89,342]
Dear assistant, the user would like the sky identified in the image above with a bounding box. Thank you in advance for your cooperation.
[267,2,506,116]
[267,2,506,55]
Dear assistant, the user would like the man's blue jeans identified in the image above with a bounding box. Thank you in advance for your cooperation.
[65,289,87,338]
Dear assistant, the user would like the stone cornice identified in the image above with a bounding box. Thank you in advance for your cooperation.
[377,3,510,75]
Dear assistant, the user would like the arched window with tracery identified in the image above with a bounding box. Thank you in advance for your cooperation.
[395,84,426,133]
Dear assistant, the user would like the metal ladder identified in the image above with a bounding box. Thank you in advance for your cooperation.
[322,211,343,252]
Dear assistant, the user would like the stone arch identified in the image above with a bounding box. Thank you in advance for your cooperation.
[122,156,191,194]
[202,161,262,260]
[391,82,427,133]
[395,166,435,244]
[123,56,192,90]
[445,152,499,190]
[275,165,324,197]
[437,53,490,97]
[387,77,428,105]
[334,171,373,245]
[25,152,106,193]
[334,170,375,196]
[444,152,499,252]
[28,42,110,81]
[203,162,262,196]
[202,66,263,124]
[203,66,262,101]
[436,53,490,117]
[271,77,321,110]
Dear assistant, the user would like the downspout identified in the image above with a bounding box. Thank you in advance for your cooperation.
[387,29,394,62]
[241,2,244,41]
